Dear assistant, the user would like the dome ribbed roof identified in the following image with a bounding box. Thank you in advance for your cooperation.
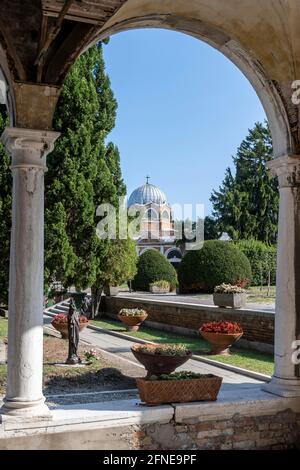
[128,183,167,207]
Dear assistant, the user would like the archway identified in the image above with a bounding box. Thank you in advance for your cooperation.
[0,1,300,418]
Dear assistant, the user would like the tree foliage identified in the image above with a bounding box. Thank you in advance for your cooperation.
[210,122,278,244]
[0,105,11,304]
[132,250,178,292]
[178,240,252,293]
[45,43,136,302]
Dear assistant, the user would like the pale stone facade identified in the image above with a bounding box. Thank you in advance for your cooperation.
[0,0,299,421]
[127,180,182,265]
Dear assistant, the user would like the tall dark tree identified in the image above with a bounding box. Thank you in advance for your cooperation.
[0,105,11,304]
[45,43,136,304]
[210,122,278,244]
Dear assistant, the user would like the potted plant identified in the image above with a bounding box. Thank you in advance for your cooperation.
[213,284,247,309]
[199,320,243,355]
[150,280,170,294]
[131,343,192,377]
[51,313,89,339]
[136,371,223,405]
[118,308,148,331]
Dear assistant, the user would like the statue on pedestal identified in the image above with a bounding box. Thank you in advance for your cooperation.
[66,297,81,365]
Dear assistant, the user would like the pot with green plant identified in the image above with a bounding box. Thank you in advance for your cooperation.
[199,320,243,355]
[118,308,148,331]
[131,343,192,377]
[136,371,223,405]
[213,284,247,309]
[150,280,170,294]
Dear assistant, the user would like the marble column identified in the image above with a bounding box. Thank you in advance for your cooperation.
[262,155,300,397]
[0,127,60,417]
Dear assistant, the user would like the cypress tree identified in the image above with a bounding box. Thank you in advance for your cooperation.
[0,105,11,304]
[210,122,278,244]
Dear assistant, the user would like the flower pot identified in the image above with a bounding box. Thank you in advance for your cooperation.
[51,319,89,339]
[200,331,243,355]
[150,285,169,294]
[118,313,148,331]
[136,375,222,405]
[131,345,192,377]
[213,292,247,309]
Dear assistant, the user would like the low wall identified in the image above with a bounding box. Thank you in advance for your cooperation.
[1,397,299,450]
[103,296,274,353]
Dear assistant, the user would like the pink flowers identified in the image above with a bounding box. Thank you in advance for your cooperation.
[52,313,88,324]
[200,321,243,334]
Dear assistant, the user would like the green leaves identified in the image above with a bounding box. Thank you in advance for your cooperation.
[210,122,278,244]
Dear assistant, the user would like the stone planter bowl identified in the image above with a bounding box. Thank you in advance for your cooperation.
[213,292,247,309]
[200,331,243,355]
[118,313,148,332]
[131,345,192,377]
[51,320,89,339]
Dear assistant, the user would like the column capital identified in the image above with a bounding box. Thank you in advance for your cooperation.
[1,127,60,169]
[267,155,300,188]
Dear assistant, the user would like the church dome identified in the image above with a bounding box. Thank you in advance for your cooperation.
[128,181,168,207]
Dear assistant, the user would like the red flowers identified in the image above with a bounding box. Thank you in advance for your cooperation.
[52,313,88,324]
[200,321,242,334]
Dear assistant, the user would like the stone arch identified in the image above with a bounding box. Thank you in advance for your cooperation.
[82,13,293,159]
[145,208,159,221]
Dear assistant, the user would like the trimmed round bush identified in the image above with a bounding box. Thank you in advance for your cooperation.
[132,250,177,292]
[178,240,252,293]
[234,240,276,286]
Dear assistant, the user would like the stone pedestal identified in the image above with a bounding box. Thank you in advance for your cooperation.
[0,128,60,417]
[262,156,300,397]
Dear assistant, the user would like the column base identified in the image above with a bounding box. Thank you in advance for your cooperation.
[0,396,51,419]
[262,376,300,397]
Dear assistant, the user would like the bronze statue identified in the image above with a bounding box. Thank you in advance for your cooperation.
[66,297,81,365]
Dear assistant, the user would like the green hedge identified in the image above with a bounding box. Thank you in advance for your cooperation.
[132,250,178,292]
[178,240,252,293]
[234,240,277,286]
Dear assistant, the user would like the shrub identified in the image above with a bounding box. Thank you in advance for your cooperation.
[119,308,147,317]
[150,280,170,289]
[214,284,246,294]
[132,343,190,357]
[178,240,251,293]
[132,250,177,292]
[52,313,88,324]
[200,321,243,334]
[149,371,210,381]
[234,240,276,286]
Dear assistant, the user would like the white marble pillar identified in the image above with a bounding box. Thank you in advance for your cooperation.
[0,127,60,417]
[262,155,300,397]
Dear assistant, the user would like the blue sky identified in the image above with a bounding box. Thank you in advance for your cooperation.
[103,29,266,216]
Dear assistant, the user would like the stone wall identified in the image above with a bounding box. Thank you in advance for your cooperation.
[134,409,300,450]
[1,409,299,450]
[103,296,274,351]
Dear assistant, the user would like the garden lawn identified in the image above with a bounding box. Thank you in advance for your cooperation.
[0,318,8,338]
[92,317,274,376]
[0,325,137,395]
[246,286,276,304]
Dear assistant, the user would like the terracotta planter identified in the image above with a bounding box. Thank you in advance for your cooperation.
[213,293,247,309]
[118,313,148,332]
[51,320,89,339]
[131,345,192,377]
[200,330,243,355]
[136,375,222,405]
